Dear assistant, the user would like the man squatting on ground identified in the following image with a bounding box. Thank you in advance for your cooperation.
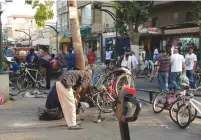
[56,69,92,130]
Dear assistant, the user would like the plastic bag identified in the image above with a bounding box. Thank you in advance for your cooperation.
[180,73,189,88]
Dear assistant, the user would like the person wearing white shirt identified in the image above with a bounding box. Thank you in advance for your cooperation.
[170,48,186,91]
[105,49,113,67]
[185,47,197,87]
[131,52,138,70]
[121,53,130,70]
[153,47,159,60]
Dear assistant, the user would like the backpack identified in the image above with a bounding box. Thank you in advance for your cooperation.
[0,92,4,105]
[38,107,63,120]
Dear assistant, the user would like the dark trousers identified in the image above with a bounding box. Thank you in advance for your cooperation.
[67,63,74,71]
[45,85,61,110]
[158,72,169,91]
[170,72,181,91]
[186,70,196,87]
[46,67,52,90]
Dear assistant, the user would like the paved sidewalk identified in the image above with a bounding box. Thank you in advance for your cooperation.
[0,96,201,140]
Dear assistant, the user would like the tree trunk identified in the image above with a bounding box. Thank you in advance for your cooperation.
[67,0,85,70]
[128,20,139,57]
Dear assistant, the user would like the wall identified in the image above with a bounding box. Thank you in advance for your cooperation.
[149,1,195,27]
[101,6,115,30]
[6,18,37,40]
[0,74,9,103]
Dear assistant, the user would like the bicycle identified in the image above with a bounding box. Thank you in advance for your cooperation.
[9,76,21,96]
[86,71,115,113]
[195,73,201,88]
[176,87,201,128]
[152,89,192,123]
[149,63,159,82]
[17,63,46,91]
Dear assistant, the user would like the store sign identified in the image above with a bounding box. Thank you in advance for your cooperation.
[91,23,104,33]
[69,7,77,19]
[147,28,158,33]
[139,27,162,34]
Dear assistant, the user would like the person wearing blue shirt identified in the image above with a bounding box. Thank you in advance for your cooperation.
[67,48,75,70]
[11,57,21,72]
[26,48,38,63]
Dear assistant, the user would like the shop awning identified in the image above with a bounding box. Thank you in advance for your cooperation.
[60,37,71,43]
[60,26,91,43]
[32,38,50,46]
[164,27,200,35]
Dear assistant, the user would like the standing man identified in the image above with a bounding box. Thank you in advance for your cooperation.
[153,47,159,60]
[67,48,75,70]
[156,50,170,91]
[185,47,197,88]
[131,52,138,75]
[34,58,52,90]
[105,48,113,68]
[26,48,38,63]
[56,69,92,130]
[170,48,186,91]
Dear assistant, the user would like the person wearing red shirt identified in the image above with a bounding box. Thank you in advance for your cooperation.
[87,46,96,65]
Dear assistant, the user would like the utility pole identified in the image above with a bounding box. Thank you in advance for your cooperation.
[67,0,85,70]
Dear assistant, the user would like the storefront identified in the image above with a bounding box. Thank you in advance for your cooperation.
[163,27,200,58]
[83,34,101,62]
[59,36,71,54]
[139,27,163,59]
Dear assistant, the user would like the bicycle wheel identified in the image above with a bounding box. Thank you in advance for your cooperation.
[115,73,135,96]
[17,75,29,91]
[145,69,151,77]
[169,99,188,123]
[195,80,201,88]
[176,104,192,129]
[96,90,115,113]
[153,92,167,113]
[149,68,156,82]
[170,99,197,124]
[37,73,46,88]
[9,77,20,96]
[188,104,197,123]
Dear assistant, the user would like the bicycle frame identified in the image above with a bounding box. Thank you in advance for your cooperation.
[189,98,201,114]
[24,68,43,83]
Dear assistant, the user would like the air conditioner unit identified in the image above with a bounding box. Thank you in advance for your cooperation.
[104,23,110,29]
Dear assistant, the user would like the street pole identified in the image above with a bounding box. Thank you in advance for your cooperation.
[0,12,3,72]
[68,0,85,70]
[56,22,59,53]
[29,29,31,46]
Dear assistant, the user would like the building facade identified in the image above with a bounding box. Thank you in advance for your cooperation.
[141,1,200,58]
[56,0,115,61]
[5,15,37,42]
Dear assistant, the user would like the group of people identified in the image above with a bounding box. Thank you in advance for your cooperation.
[156,46,197,92]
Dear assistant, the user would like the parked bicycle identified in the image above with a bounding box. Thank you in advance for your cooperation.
[176,87,201,128]
[17,63,46,91]
[153,90,192,123]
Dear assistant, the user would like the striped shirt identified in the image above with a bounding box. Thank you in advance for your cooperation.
[58,70,91,88]
[158,55,170,72]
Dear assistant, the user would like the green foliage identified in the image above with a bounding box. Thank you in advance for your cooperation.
[114,1,153,36]
[25,0,54,27]
[192,2,201,29]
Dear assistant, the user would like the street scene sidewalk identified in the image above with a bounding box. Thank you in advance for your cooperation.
[1,79,201,140]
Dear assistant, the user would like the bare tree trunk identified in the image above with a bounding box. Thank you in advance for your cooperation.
[68,0,85,70]
[128,20,139,57]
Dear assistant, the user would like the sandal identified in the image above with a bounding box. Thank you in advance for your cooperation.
[68,125,83,130]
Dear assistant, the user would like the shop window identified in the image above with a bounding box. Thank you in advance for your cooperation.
[151,17,158,27]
